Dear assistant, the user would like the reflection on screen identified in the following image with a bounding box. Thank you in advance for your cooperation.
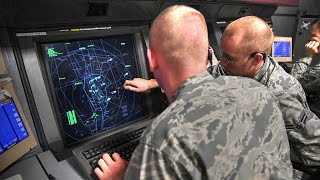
[41,34,148,145]
[0,97,29,154]
[274,41,291,57]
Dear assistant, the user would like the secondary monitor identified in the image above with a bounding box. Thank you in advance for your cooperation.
[0,80,37,172]
[272,36,292,62]
[35,27,152,146]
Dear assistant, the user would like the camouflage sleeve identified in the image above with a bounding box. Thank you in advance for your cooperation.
[278,94,320,165]
[291,57,312,79]
[291,57,320,93]
[124,143,193,180]
[297,68,320,94]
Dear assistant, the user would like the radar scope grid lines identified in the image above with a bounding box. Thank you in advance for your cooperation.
[41,34,147,144]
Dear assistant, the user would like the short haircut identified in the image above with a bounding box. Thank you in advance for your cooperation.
[224,16,274,55]
[311,17,320,29]
[149,5,208,70]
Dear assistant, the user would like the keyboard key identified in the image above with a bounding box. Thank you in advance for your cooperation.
[84,153,92,159]
[95,150,101,154]
[90,158,99,168]
[83,150,89,155]
[90,151,97,157]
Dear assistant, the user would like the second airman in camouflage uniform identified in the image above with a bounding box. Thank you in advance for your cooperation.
[125,72,293,179]
[291,17,320,114]
[212,55,320,166]
[210,16,320,166]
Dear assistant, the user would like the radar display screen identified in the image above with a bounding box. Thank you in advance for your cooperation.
[41,34,148,145]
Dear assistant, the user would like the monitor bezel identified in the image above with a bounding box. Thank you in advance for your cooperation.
[272,36,292,62]
[33,26,153,147]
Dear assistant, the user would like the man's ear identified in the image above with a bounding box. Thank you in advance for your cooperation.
[253,53,265,66]
[147,48,158,72]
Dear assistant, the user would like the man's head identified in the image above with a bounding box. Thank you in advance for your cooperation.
[147,5,208,101]
[220,16,273,78]
[310,17,320,42]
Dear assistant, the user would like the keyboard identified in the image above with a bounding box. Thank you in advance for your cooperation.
[72,119,153,179]
[81,127,146,169]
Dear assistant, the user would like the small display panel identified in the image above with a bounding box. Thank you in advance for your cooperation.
[272,36,292,62]
[40,34,148,145]
[274,41,291,57]
[0,92,29,154]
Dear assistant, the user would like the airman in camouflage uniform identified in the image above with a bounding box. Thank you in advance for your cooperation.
[211,56,320,166]
[96,5,293,180]
[291,17,320,110]
[125,73,292,180]
[217,16,320,166]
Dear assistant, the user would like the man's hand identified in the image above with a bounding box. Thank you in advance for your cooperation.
[94,153,128,180]
[305,40,320,58]
[123,78,159,92]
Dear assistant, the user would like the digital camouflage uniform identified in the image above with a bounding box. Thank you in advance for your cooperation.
[291,56,320,105]
[291,57,320,90]
[125,71,292,180]
[213,57,320,166]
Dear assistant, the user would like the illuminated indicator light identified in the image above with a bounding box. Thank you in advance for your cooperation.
[67,110,77,125]
[88,45,94,47]
[74,81,82,85]
[66,43,70,45]
[125,65,131,68]
[79,47,86,50]
[121,42,126,45]
[71,29,80,32]
[59,77,66,80]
